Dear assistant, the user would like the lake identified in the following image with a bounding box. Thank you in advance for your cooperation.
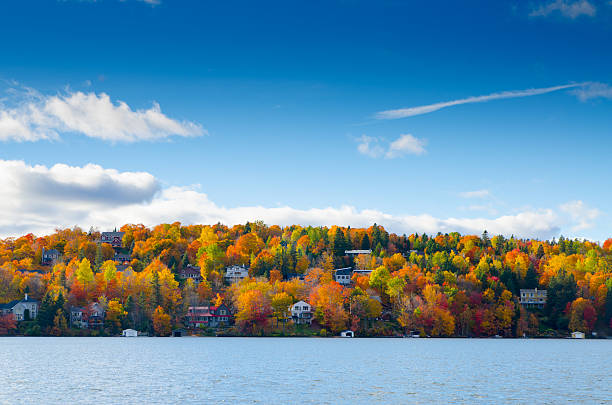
[0,337,610,404]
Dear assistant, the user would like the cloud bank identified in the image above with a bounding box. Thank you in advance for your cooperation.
[0,87,204,142]
[375,83,585,120]
[0,159,599,240]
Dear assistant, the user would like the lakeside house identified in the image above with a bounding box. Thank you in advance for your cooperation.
[179,265,202,284]
[122,329,138,337]
[186,304,232,328]
[101,231,124,249]
[224,265,249,284]
[0,294,39,321]
[519,288,547,308]
[571,331,585,339]
[334,267,353,285]
[41,248,61,265]
[290,300,313,325]
[70,302,106,329]
[340,330,354,337]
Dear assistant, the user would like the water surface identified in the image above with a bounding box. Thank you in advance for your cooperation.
[0,337,610,404]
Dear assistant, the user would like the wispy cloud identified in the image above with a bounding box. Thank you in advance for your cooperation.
[0,85,204,142]
[375,83,585,120]
[530,0,596,19]
[571,82,612,101]
[460,189,490,199]
[357,134,426,158]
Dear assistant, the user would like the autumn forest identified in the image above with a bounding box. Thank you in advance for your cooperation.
[1,222,611,338]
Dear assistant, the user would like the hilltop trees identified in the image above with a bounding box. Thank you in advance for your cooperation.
[0,222,611,337]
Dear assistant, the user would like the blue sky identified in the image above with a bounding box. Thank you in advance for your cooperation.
[0,0,611,240]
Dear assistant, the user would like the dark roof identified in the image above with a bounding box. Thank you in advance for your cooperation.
[0,295,38,309]
[43,248,60,255]
[0,300,18,310]
[18,268,46,274]
[334,267,353,276]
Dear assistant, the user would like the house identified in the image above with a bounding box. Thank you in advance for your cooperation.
[571,331,585,339]
[519,288,547,308]
[290,300,313,325]
[334,267,353,285]
[113,253,131,264]
[101,231,124,249]
[179,265,202,284]
[346,249,372,255]
[0,294,39,321]
[186,304,232,328]
[70,302,105,329]
[340,330,354,337]
[41,248,60,265]
[70,306,87,328]
[224,265,249,284]
[88,302,105,328]
[122,329,138,337]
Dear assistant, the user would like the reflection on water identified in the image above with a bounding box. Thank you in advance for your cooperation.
[0,337,610,404]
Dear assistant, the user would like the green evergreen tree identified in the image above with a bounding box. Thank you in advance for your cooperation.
[37,293,56,331]
[546,269,577,328]
[523,265,539,289]
[361,233,370,250]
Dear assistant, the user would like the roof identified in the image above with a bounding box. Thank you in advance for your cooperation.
[345,250,372,255]
[180,265,201,276]
[43,248,60,255]
[334,267,353,276]
[0,295,38,309]
[102,231,124,236]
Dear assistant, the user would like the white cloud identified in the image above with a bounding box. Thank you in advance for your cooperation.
[570,82,612,101]
[530,0,596,18]
[375,83,585,120]
[0,159,598,241]
[460,189,490,199]
[0,86,204,142]
[559,200,600,231]
[357,134,426,158]
[385,134,426,158]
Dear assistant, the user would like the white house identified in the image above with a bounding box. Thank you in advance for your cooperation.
[571,331,585,339]
[224,265,249,284]
[334,268,353,285]
[340,330,354,338]
[0,294,39,321]
[290,300,313,325]
[122,329,138,337]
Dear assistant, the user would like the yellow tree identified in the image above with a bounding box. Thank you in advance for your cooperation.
[153,306,172,336]
[106,299,127,334]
